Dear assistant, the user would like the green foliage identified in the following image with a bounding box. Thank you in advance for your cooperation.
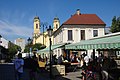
[110,16,120,33]
[8,41,21,58]
[24,43,46,53]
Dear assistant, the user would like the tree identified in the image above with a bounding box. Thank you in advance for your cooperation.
[8,41,21,58]
[24,44,30,53]
[110,16,120,33]
[24,43,46,53]
[0,45,8,59]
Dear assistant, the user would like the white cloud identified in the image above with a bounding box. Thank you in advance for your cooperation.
[0,20,33,41]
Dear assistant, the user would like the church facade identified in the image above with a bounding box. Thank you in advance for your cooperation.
[32,16,60,47]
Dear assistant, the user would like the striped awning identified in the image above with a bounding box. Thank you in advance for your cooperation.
[65,34,120,50]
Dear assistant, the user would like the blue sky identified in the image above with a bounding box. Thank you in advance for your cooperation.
[0,0,120,42]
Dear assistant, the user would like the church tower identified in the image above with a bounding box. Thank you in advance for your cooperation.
[53,17,60,32]
[34,16,40,34]
[33,16,40,44]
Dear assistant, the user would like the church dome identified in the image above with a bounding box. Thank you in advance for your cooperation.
[34,16,39,19]
[54,17,59,20]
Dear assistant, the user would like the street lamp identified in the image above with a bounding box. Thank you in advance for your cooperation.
[47,25,53,78]
[27,37,31,57]
[0,35,2,60]
[41,22,48,45]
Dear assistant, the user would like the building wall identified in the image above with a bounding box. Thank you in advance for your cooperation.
[0,38,9,49]
[33,18,40,34]
[53,19,60,32]
[35,34,43,44]
[54,25,105,44]
[14,38,25,52]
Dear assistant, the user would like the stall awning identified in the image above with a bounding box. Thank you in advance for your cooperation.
[38,43,66,54]
[65,34,120,50]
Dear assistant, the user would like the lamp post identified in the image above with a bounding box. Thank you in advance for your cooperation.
[41,22,48,45]
[0,35,2,60]
[47,25,53,78]
[27,37,31,57]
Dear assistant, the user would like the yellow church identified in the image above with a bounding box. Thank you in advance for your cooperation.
[32,16,60,47]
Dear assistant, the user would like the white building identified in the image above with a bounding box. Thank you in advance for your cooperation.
[14,38,26,52]
[53,9,106,58]
[0,37,9,49]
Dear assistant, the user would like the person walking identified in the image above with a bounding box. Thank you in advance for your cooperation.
[29,55,39,80]
[14,53,24,80]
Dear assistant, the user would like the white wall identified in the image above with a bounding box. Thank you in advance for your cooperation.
[14,38,26,52]
[0,38,9,49]
[98,28,105,37]
[58,26,105,44]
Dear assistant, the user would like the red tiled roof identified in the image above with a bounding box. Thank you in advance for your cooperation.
[63,14,106,25]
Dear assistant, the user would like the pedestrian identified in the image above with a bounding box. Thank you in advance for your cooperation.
[81,61,87,80]
[84,54,89,66]
[29,55,39,80]
[52,55,57,64]
[57,55,63,64]
[101,56,110,80]
[14,53,24,80]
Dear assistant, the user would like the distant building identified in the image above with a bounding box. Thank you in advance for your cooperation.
[14,38,25,52]
[0,37,9,49]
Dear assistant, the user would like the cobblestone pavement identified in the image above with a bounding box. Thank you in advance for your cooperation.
[0,63,82,80]
[63,70,82,80]
[0,63,16,80]
[53,70,82,80]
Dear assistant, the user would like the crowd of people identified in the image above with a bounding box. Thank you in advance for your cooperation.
[13,52,120,80]
[81,53,119,80]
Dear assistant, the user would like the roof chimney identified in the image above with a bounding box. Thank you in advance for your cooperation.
[76,9,80,15]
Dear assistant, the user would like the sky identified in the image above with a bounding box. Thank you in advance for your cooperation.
[0,0,120,42]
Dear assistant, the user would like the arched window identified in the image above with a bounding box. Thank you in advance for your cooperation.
[36,24,38,29]
[56,24,58,29]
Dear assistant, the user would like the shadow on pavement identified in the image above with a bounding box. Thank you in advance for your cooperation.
[39,67,71,80]
[23,67,72,80]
